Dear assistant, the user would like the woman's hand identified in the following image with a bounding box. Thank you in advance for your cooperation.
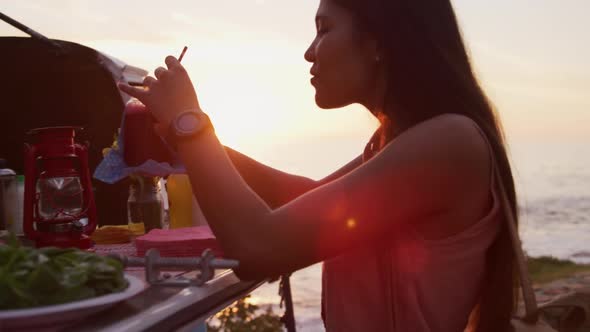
[118,56,201,128]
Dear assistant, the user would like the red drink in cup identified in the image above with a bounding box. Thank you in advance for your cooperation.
[123,99,173,166]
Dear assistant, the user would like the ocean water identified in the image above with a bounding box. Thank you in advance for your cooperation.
[511,141,590,264]
[245,140,590,331]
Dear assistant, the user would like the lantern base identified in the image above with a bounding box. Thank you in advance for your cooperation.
[35,234,93,250]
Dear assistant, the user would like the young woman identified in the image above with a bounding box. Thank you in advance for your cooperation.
[120,0,518,330]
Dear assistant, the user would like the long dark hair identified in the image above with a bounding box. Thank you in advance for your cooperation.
[334,0,519,331]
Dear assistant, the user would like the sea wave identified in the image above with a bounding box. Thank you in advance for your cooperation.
[519,195,590,264]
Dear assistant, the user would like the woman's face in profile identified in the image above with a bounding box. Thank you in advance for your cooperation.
[305,0,379,109]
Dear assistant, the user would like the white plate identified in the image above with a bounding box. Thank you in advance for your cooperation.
[0,274,144,331]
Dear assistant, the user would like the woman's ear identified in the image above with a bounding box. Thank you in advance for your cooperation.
[364,36,381,65]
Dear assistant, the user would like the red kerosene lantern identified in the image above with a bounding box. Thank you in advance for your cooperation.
[23,127,97,249]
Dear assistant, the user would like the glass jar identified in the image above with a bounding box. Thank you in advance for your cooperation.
[0,159,17,232]
[36,176,84,220]
[13,175,24,235]
[127,176,165,237]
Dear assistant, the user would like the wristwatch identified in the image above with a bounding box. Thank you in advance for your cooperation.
[166,109,213,150]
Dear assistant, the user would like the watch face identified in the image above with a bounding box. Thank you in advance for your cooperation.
[177,112,201,135]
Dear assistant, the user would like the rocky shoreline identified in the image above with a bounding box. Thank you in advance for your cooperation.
[533,272,590,305]
[517,271,590,330]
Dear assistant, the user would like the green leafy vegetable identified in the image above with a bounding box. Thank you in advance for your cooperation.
[0,236,128,310]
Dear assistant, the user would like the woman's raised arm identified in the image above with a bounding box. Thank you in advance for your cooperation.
[225,146,362,208]
[179,114,489,280]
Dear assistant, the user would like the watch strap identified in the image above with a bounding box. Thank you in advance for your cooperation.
[166,109,213,151]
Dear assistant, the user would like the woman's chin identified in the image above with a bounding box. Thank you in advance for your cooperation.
[315,94,348,109]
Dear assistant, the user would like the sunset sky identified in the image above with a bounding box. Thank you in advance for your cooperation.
[2,0,588,179]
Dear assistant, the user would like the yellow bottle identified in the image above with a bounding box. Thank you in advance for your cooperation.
[166,174,207,228]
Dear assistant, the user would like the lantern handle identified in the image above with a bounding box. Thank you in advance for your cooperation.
[23,143,40,240]
[74,142,97,235]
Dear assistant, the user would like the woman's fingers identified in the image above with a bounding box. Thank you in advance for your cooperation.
[118,55,197,126]
[143,76,157,87]
[117,83,149,100]
[165,56,183,71]
[154,67,168,80]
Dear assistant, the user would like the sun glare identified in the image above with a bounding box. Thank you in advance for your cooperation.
[346,218,357,229]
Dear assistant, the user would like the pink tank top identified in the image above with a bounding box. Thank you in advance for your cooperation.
[321,119,502,331]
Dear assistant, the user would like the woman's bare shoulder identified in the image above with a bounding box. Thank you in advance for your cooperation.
[381,113,490,170]
[378,113,493,239]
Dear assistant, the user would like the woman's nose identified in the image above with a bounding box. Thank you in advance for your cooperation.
[304,42,315,63]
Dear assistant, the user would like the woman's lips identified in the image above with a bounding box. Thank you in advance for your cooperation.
[311,77,318,86]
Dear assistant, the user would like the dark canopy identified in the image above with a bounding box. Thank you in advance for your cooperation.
[0,37,136,225]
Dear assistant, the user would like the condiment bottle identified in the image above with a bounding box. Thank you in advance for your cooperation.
[127,176,165,238]
[166,174,207,228]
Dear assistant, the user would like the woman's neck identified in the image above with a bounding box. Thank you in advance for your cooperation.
[364,73,387,117]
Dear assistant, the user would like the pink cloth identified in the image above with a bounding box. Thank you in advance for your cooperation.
[135,226,223,257]
[94,242,138,257]
[322,120,503,331]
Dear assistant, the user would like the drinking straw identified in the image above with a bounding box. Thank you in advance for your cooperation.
[178,46,188,62]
